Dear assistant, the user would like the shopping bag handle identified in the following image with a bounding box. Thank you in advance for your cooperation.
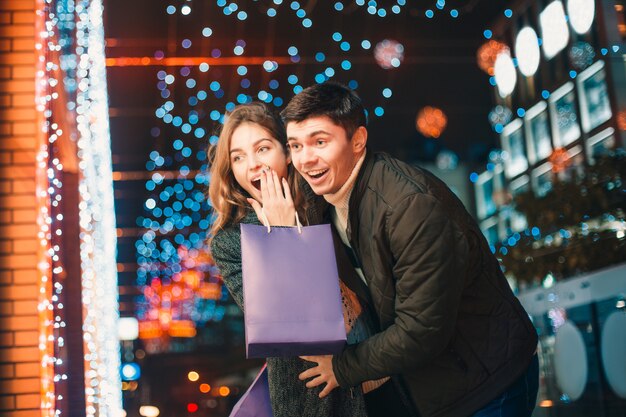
[259,209,303,234]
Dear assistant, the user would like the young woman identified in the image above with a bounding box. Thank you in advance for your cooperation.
[208,102,385,417]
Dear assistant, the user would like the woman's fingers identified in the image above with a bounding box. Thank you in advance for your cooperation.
[272,170,283,197]
[282,178,294,205]
[264,169,279,199]
[256,169,296,226]
[260,170,271,201]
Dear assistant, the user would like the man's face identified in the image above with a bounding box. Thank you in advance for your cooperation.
[286,116,366,195]
[229,122,290,203]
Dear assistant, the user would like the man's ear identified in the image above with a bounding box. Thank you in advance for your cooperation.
[351,126,368,153]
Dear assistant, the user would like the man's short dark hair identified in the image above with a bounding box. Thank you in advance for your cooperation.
[281,82,367,140]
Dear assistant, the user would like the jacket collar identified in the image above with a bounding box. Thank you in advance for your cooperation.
[346,150,376,244]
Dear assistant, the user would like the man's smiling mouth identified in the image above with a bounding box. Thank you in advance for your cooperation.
[307,169,329,179]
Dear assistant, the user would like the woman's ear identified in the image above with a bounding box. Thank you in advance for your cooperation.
[351,126,368,153]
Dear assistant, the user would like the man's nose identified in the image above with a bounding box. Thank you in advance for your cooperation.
[298,146,316,165]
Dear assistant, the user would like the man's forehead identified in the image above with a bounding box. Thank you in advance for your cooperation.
[286,116,342,136]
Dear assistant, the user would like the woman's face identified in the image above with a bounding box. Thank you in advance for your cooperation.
[229,122,290,203]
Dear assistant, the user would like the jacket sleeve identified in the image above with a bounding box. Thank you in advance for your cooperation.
[333,193,469,386]
[210,228,245,311]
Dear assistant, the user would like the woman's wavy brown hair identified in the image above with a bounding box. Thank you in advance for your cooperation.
[207,102,305,242]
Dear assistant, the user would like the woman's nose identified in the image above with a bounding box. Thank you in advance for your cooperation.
[248,155,265,171]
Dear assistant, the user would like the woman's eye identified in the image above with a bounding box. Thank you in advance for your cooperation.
[232,155,242,162]
[258,146,269,153]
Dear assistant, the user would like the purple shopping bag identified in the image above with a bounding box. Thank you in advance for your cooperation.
[241,223,346,358]
[229,364,273,417]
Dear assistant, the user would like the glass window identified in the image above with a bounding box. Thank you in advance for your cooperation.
[532,162,554,197]
[586,127,616,164]
[475,171,496,219]
[502,119,529,178]
[550,82,581,147]
[525,101,553,164]
[578,61,612,132]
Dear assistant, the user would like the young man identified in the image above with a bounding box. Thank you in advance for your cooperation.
[281,83,539,417]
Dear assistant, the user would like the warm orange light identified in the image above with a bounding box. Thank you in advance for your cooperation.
[539,400,554,407]
[181,270,201,289]
[168,320,197,338]
[111,169,201,181]
[618,111,626,131]
[138,321,163,339]
[219,386,231,396]
[106,56,294,67]
[616,5,626,36]
[477,40,510,75]
[416,107,448,138]
[188,371,200,382]
[198,282,222,300]
[549,148,571,173]
[199,383,211,393]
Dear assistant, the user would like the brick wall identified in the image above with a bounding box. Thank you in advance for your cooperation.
[0,0,43,415]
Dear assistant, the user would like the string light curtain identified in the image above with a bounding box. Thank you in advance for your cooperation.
[36,0,122,416]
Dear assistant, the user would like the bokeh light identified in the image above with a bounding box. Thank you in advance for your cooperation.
[477,40,510,76]
[374,39,404,69]
[416,107,448,138]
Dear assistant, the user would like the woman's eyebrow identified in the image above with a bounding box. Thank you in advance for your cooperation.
[229,138,273,154]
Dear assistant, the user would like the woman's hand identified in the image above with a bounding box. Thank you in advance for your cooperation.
[247,169,296,226]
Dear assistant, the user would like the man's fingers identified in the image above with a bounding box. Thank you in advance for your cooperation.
[305,376,325,389]
[298,367,319,381]
[319,382,337,399]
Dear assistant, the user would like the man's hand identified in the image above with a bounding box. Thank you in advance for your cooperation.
[299,355,339,398]
[247,169,296,226]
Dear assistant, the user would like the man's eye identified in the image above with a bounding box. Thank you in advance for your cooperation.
[289,143,300,150]
[316,140,325,146]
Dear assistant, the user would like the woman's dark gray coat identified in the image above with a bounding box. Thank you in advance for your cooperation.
[211,211,370,417]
